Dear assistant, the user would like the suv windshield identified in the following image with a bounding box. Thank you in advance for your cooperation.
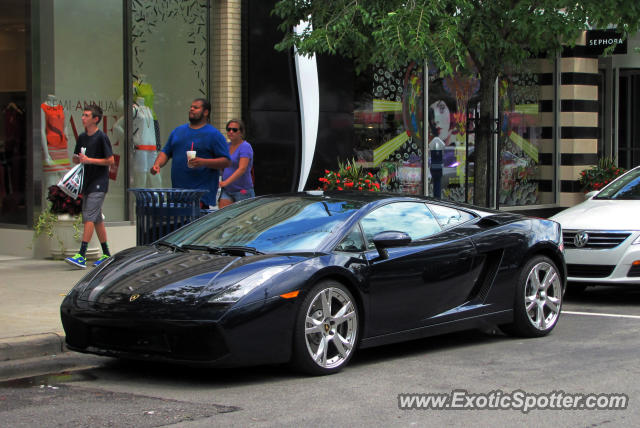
[161,196,365,252]
[595,168,640,200]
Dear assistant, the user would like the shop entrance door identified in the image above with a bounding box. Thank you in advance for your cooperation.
[618,70,640,170]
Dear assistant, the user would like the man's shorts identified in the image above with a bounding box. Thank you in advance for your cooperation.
[82,192,105,223]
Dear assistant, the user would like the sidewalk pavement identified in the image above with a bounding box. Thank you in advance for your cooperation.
[0,255,106,380]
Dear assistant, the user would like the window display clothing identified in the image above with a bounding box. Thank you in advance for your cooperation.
[132,98,161,188]
[222,141,254,193]
[132,99,155,149]
[73,130,113,194]
[2,104,26,202]
[161,124,229,207]
[133,80,161,149]
[41,103,71,174]
[4,103,24,142]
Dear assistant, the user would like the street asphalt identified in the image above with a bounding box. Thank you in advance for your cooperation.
[0,255,109,381]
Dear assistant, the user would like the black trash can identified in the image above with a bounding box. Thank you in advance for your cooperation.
[128,188,208,245]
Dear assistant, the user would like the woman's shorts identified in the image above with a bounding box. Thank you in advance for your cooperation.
[82,192,105,223]
[220,187,255,202]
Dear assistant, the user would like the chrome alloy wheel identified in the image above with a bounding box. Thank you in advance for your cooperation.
[304,287,358,369]
[524,260,562,331]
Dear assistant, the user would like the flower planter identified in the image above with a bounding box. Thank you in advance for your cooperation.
[49,214,100,260]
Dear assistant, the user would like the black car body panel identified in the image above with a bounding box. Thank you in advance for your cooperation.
[61,191,565,368]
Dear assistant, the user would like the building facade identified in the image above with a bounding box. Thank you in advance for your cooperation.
[0,0,638,257]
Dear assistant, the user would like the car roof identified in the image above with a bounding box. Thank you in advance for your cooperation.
[253,190,499,217]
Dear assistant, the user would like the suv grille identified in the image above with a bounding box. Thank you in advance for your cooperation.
[563,230,630,249]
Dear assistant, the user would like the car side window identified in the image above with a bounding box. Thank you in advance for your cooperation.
[428,204,475,229]
[335,225,366,253]
[360,202,442,249]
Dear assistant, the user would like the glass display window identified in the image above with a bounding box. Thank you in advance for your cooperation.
[0,0,27,225]
[130,0,210,190]
[48,0,125,220]
[498,66,552,206]
[352,62,424,195]
[427,70,480,203]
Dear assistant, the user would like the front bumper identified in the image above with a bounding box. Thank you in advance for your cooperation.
[564,234,640,285]
[60,296,298,367]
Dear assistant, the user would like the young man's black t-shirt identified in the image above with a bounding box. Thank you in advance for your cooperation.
[73,130,113,194]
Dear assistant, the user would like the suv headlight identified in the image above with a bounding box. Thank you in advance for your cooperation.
[208,265,291,304]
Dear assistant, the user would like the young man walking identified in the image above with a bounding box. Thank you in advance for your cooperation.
[65,104,115,269]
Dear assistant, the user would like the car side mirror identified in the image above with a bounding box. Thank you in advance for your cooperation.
[372,231,411,260]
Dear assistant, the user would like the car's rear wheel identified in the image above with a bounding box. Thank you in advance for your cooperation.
[291,280,359,375]
[502,255,563,337]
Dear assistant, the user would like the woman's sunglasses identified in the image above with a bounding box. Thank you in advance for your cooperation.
[227,127,239,132]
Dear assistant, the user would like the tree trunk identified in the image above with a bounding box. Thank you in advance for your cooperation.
[473,69,497,207]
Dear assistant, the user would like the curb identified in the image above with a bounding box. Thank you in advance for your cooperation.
[0,333,67,362]
[0,353,108,383]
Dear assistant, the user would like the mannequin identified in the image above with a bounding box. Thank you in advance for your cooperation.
[133,76,161,150]
[132,97,161,187]
[41,94,71,188]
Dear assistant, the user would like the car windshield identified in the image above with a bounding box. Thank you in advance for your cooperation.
[161,196,365,252]
[595,168,640,200]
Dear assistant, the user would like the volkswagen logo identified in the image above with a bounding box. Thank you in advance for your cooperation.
[574,231,589,248]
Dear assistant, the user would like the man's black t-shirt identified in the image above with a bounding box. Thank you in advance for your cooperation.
[73,130,113,194]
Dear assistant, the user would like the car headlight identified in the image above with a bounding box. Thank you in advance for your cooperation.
[208,265,291,304]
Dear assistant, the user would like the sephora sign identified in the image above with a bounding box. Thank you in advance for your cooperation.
[586,30,627,55]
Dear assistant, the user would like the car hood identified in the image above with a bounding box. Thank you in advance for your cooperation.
[550,199,640,230]
[72,246,306,307]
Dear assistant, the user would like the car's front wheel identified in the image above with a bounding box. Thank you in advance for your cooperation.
[503,255,563,337]
[291,280,359,375]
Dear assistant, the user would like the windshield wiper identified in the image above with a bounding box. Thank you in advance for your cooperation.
[218,246,264,256]
[155,240,187,252]
[180,244,264,256]
[181,244,223,254]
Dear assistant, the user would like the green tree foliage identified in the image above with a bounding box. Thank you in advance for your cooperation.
[273,0,640,206]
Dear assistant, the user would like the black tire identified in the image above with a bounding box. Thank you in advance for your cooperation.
[291,280,359,375]
[502,255,563,338]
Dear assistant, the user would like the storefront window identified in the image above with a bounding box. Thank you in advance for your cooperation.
[352,63,424,195]
[48,0,125,220]
[499,66,552,206]
[130,0,210,189]
[0,0,27,225]
[427,71,479,202]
